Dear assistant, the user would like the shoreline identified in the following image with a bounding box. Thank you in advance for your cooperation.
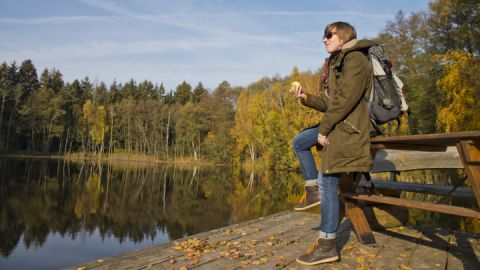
[0,153,230,167]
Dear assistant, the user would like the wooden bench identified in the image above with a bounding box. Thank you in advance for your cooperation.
[339,131,480,245]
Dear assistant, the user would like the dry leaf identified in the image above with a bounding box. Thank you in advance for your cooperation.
[399,253,409,259]
[252,260,261,265]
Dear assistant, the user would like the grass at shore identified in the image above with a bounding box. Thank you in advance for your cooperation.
[0,152,228,167]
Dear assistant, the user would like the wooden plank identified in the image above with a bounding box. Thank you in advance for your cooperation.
[247,218,356,270]
[460,140,480,163]
[371,146,463,172]
[409,227,451,269]
[152,211,312,269]
[327,228,392,270]
[371,131,480,147]
[192,213,320,269]
[345,201,376,245]
[446,231,480,270]
[457,141,480,207]
[357,179,475,198]
[339,173,376,245]
[371,142,447,152]
[66,212,480,270]
[67,211,310,270]
[369,226,425,270]
[162,213,316,269]
[343,193,480,219]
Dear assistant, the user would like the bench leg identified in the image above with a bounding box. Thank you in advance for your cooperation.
[345,200,376,245]
[340,173,376,245]
[457,140,480,207]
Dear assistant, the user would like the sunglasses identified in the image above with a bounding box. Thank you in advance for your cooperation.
[324,31,337,39]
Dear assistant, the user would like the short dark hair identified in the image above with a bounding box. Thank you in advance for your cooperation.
[325,22,357,43]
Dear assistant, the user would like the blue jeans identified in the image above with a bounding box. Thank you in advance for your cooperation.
[292,127,320,181]
[318,173,340,238]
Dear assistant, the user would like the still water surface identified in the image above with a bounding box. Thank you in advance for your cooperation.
[0,157,303,269]
[0,157,478,269]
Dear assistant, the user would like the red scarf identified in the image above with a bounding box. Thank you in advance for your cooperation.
[321,58,329,90]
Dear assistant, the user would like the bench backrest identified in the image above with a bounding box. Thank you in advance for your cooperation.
[372,146,462,173]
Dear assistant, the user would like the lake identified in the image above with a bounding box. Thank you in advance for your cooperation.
[0,157,304,269]
[0,157,477,269]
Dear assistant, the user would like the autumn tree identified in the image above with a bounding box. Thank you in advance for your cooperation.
[174,81,192,105]
[191,82,207,103]
[436,51,480,132]
[428,0,480,55]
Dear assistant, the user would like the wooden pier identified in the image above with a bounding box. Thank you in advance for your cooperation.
[69,211,479,270]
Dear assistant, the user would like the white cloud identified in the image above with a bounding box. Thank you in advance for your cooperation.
[247,10,392,19]
[78,0,137,16]
[1,33,293,62]
[0,15,118,25]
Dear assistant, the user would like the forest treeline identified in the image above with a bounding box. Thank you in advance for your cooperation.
[1,0,479,168]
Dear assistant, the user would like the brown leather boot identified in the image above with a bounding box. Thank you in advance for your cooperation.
[296,238,339,265]
[294,185,320,211]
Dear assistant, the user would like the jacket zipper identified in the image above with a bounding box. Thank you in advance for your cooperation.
[343,120,361,133]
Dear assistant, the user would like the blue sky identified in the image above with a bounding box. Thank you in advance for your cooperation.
[0,0,430,91]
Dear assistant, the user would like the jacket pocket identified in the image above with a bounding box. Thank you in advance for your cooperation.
[339,120,361,134]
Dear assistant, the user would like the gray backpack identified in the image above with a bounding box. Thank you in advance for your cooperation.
[367,45,408,133]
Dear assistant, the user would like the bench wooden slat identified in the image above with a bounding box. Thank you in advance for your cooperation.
[358,179,474,198]
[371,131,480,147]
[372,146,462,172]
[343,193,480,219]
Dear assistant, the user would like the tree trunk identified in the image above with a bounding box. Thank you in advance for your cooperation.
[5,108,15,151]
[109,105,114,156]
[100,127,105,156]
[64,127,69,155]
[166,111,170,159]
[192,139,197,160]
[248,143,255,163]
[0,88,7,147]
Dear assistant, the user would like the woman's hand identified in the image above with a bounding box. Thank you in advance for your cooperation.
[318,134,328,146]
[289,81,306,100]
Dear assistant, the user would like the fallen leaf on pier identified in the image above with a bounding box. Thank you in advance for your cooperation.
[277,255,286,261]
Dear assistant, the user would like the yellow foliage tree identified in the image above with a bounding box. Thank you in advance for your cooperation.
[435,50,480,132]
[231,68,322,169]
[83,100,109,152]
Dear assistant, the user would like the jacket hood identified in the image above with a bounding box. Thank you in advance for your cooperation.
[330,39,377,68]
[342,39,377,52]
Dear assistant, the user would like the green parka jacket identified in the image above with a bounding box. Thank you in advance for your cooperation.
[302,39,376,174]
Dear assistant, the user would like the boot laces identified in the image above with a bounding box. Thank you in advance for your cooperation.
[298,192,307,203]
[305,242,318,254]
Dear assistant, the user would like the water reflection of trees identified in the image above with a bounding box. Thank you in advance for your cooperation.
[0,158,236,256]
[228,168,304,224]
[2,158,478,258]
